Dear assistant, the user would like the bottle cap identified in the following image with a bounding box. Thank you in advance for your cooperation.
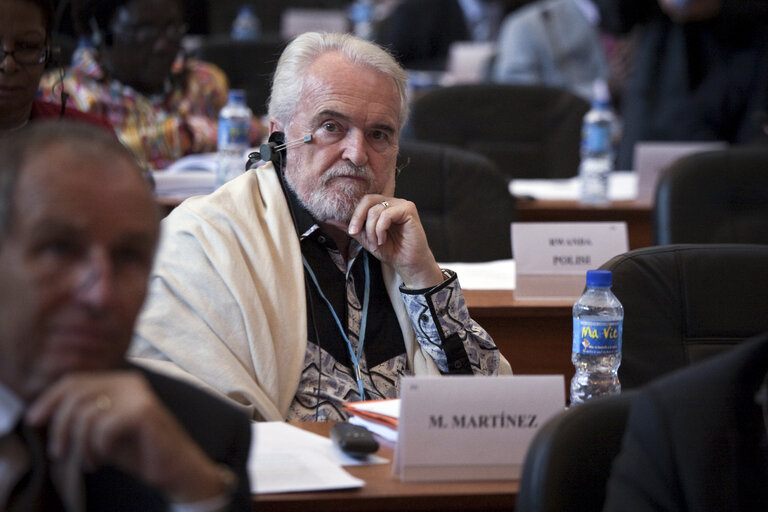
[591,79,610,109]
[586,269,612,287]
[228,89,247,104]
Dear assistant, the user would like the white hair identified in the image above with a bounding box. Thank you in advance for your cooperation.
[268,32,410,129]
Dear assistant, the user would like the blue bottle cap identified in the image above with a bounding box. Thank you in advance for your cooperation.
[228,89,247,104]
[586,269,612,287]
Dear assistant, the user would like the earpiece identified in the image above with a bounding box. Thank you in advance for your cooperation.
[247,131,312,170]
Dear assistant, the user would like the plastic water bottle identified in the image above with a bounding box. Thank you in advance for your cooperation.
[570,269,623,405]
[349,0,374,40]
[231,5,260,41]
[217,89,252,187]
[578,79,615,205]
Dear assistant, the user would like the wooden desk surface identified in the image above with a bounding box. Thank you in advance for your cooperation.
[254,422,517,512]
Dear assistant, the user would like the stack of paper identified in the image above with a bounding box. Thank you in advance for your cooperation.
[249,422,373,494]
[344,399,400,442]
[437,259,515,290]
[509,171,638,201]
[151,170,216,199]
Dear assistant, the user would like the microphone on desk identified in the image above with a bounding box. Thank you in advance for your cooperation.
[247,131,313,169]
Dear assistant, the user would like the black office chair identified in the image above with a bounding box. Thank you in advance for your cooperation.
[192,35,286,116]
[600,244,768,389]
[405,83,589,181]
[517,391,637,512]
[654,145,768,245]
[395,140,516,262]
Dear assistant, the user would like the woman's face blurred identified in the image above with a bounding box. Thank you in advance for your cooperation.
[0,0,47,130]
[101,0,184,95]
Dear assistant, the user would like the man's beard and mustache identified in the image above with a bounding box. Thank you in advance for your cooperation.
[286,163,375,224]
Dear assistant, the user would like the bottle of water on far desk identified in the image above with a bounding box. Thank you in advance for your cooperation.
[578,79,615,205]
[349,0,374,40]
[217,89,252,187]
[570,269,623,405]
[231,4,260,41]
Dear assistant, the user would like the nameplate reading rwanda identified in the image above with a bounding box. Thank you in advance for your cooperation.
[393,375,564,482]
[512,222,628,300]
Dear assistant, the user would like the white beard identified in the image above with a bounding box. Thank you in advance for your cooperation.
[286,163,375,223]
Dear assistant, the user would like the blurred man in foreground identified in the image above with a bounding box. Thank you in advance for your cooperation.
[603,333,768,511]
[0,121,251,511]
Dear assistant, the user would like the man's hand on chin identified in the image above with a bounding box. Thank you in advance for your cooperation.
[347,194,444,289]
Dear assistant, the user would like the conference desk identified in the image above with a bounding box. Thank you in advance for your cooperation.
[254,422,518,512]
[516,198,653,250]
[253,292,563,511]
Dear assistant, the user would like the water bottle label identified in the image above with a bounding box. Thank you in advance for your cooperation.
[572,318,622,355]
[583,122,611,154]
[218,118,249,149]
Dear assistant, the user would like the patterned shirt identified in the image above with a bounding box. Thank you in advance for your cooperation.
[284,183,501,422]
[38,46,228,170]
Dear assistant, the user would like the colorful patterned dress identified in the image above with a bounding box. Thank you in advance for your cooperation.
[39,47,229,169]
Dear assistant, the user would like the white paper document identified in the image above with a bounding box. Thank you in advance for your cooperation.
[437,259,516,290]
[346,399,401,442]
[249,422,387,494]
[509,171,638,201]
[151,170,215,199]
[349,415,398,442]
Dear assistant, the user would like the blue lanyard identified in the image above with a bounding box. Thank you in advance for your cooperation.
[302,251,371,401]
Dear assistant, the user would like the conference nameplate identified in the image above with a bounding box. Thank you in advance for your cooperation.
[393,375,564,482]
[512,222,628,300]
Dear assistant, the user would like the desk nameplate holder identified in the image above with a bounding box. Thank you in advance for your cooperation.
[512,222,628,300]
[394,375,564,482]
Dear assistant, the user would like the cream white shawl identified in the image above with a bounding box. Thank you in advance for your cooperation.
[130,164,440,420]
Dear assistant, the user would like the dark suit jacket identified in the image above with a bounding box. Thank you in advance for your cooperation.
[82,366,252,511]
[592,0,768,169]
[603,334,768,511]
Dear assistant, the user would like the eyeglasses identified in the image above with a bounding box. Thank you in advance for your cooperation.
[0,43,48,65]
[111,22,188,45]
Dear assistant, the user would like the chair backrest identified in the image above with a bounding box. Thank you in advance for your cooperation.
[654,145,768,245]
[394,140,516,262]
[600,244,768,389]
[405,83,589,181]
[517,391,637,512]
[192,36,286,116]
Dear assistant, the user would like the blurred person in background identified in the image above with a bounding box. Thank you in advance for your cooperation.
[38,0,264,169]
[0,0,112,132]
[374,0,525,70]
[593,0,768,170]
[491,0,609,102]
